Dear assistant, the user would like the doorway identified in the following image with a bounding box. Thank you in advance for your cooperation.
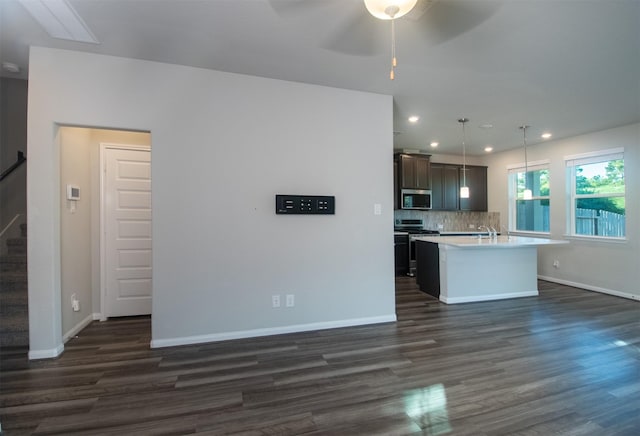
[101,144,152,318]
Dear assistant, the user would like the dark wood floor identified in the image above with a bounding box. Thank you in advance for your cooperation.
[1,278,639,435]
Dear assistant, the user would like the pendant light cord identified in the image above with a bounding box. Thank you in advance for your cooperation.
[390,19,397,80]
[460,118,468,187]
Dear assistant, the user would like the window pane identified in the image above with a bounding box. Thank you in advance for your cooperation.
[575,197,625,237]
[517,169,549,198]
[575,159,624,195]
[516,199,550,232]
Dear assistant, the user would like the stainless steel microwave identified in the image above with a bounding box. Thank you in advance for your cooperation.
[401,189,432,210]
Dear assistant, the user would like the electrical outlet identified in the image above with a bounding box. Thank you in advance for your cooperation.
[272,295,280,308]
[553,259,560,268]
[70,294,80,312]
[286,294,295,307]
[437,223,444,230]
[468,223,475,229]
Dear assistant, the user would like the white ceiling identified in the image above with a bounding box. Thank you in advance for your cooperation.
[1,0,639,155]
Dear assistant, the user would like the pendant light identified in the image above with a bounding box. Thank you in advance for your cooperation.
[364,0,418,80]
[520,125,533,200]
[459,118,470,199]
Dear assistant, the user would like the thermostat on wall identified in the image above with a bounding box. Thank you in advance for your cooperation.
[67,184,80,200]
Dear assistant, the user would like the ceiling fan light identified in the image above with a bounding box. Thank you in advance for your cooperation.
[364,0,418,20]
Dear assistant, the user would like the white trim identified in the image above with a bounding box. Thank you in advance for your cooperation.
[564,147,624,165]
[440,291,538,304]
[506,159,550,172]
[150,314,397,349]
[562,234,627,244]
[510,230,552,237]
[538,276,639,302]
[29,343,64,360]
[62,312,100,343]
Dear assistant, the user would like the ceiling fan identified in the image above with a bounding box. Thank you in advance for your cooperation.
[269,0,502,58]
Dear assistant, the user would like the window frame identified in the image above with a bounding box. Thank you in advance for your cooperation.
[564,147,625,241]
[507,159,551,235]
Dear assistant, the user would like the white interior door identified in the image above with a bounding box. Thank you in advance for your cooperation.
[103,146,152,317]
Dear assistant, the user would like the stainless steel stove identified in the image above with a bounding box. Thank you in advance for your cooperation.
[394,219,439,276]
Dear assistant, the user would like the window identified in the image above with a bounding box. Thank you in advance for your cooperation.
[565,148,625,238]
[508,160,550,233]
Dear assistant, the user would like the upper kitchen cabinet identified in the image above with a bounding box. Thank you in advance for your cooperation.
[396,153,431,190]
[459,165,488,211]
[431,164,460,211]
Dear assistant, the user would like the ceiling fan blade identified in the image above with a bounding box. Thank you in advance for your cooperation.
[268,0,328,18]
[409,0,502,46]
[322,11,386,56]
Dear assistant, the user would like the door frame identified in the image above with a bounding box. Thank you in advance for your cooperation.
[99,143,151,321]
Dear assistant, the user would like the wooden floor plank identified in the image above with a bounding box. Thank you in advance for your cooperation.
[1,278,638,435]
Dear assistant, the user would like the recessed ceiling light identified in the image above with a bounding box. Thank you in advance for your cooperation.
[484,146,493,152]
[408,116,419,123]
[541,132,552,139]
[430,142,438,148]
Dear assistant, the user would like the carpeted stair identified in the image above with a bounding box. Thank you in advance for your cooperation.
[1,222,29,347]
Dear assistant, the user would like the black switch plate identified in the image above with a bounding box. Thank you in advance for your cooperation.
[275,195,335,215]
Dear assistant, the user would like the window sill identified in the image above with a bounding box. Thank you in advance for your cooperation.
[563,234,627,244]
[510,231,551,238]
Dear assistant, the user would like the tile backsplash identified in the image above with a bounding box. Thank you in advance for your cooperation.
[394,210,501,232]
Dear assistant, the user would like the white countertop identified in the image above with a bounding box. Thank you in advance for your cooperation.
[414,235,569,249]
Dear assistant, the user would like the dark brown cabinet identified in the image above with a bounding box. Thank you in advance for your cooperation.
[397,154,431,190]
[431,164,487,211]
[416,240,440,298]
[459,165,488,211]
[394,234,409,276]
[431,164,460,211]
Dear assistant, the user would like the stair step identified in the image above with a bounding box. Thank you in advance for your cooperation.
[0,271,28,292]
[6,238,27,255]
[0,288,29,302]
[0,255,27,272]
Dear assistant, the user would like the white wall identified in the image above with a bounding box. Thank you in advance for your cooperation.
[27,47,395,357]
[485,123,640,299]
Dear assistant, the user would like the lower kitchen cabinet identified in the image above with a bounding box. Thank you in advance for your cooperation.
[394,234,409,276]
[416,240,440,298]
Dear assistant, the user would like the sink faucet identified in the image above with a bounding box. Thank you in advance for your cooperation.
[478,225,492,239]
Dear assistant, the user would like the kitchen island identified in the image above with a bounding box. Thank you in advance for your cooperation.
[415,235,568,304]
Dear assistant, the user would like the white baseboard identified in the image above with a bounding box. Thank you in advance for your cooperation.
[62,313,100,343]
[150,314,397,349]
[538,275,640,302]
[28,343,64,360]
[440,291,538,304]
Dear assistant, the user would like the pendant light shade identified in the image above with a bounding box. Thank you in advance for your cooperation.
[364,0,418,20]
[520,125,533,200]
[459,118,470,199]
